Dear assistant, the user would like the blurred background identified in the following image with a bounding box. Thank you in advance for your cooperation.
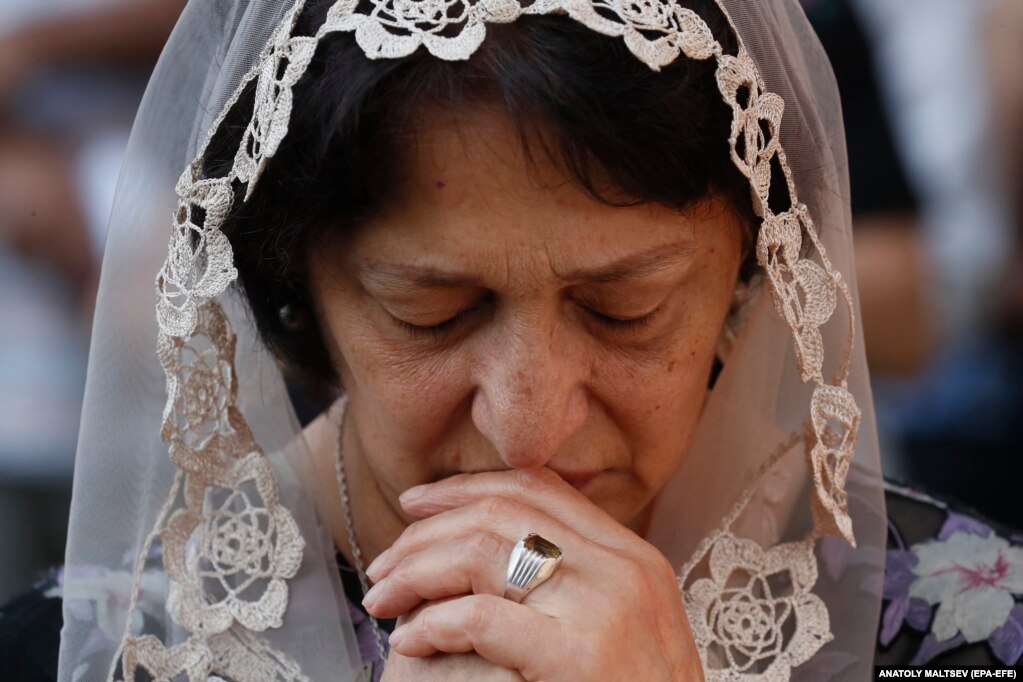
[0,0,1019,603]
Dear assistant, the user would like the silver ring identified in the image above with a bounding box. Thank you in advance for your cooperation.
[503,533,563,603]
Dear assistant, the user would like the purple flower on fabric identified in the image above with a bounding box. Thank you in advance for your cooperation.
[882,506,1022,665]
[905,596,933,631]
[883,550,918,600]
[989,604,1023,666]
[910,632,967,666]
[880,548,935,646]
[880,596,909,646]
[879,595,933,646]
[937,512,994,541]
[909,532,1023,643]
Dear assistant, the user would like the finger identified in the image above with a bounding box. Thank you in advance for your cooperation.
[364,532,515,619]
[382,651,526,682]
[398,468,637,548]
[388,594,565,680]
[367,495,585,582]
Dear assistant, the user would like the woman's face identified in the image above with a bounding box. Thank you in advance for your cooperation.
[308,107,744,529]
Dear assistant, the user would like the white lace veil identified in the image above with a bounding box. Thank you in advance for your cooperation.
[59,0,885,680]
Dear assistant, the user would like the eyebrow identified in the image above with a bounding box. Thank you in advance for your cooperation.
[359,241,698,289]
[360,260,486,289]
[564,241,699,283]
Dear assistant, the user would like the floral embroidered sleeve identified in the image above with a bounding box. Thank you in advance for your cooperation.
[876,482,1023,667]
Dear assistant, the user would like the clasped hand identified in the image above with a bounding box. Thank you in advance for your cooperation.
[364,468,704,681]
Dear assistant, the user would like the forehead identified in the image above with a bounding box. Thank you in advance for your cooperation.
[392,105,586,211]
[386,105,732,224]
[343,105,741,275]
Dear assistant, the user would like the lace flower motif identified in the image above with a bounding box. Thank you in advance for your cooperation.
[121,635,213,682]
[756,206,837,382]
[158,302,257,476]
[208,625,311,681]
[715,48,785,217]
[325,0,523,63]
[686,535,831,681]
[909,532,1023,643]
[323,0,716,71]
[570,0,718,69]
[156,163,237,338]
[808,384,860,546]
[164,453,305,636]
[233,27,318,194]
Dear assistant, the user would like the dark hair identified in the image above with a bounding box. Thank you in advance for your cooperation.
[204,0,752,393]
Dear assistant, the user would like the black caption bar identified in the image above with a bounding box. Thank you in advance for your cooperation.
[875,667,1021,680]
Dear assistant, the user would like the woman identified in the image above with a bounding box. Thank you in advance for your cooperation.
[55,0,886,679]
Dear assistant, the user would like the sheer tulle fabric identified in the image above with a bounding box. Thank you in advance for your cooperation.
[59,0,884,680]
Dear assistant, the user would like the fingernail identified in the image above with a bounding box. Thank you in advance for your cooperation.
[362,581,382,609]
[399,485,427,503]
[388,625,406,647]
[366,549,389,580]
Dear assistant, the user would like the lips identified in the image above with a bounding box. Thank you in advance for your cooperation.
[430,467,604,491]
[553,470,601,491]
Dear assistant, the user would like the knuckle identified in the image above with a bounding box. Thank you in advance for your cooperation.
[620,541,674,585]
[651,551,679,584]
[618,557,653,592]
[637,545,680,590]
[466,597,498,636]
[478,495,514,522]
[466,531,506,566]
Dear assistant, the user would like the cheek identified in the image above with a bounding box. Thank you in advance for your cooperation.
[594,337,712,473]
[327,308,475,454]
[593,274,734,482]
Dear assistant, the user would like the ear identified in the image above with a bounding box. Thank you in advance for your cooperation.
[714,276,756,365]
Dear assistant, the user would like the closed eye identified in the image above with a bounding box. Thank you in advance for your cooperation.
[585,307,660,332]
[390,295,493,339]
[391,299,661,338]
[391,309,479,337]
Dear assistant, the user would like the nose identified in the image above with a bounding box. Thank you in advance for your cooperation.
[471,317,589,469]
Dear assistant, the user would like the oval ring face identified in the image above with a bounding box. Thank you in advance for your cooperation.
[505,533,565,603]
